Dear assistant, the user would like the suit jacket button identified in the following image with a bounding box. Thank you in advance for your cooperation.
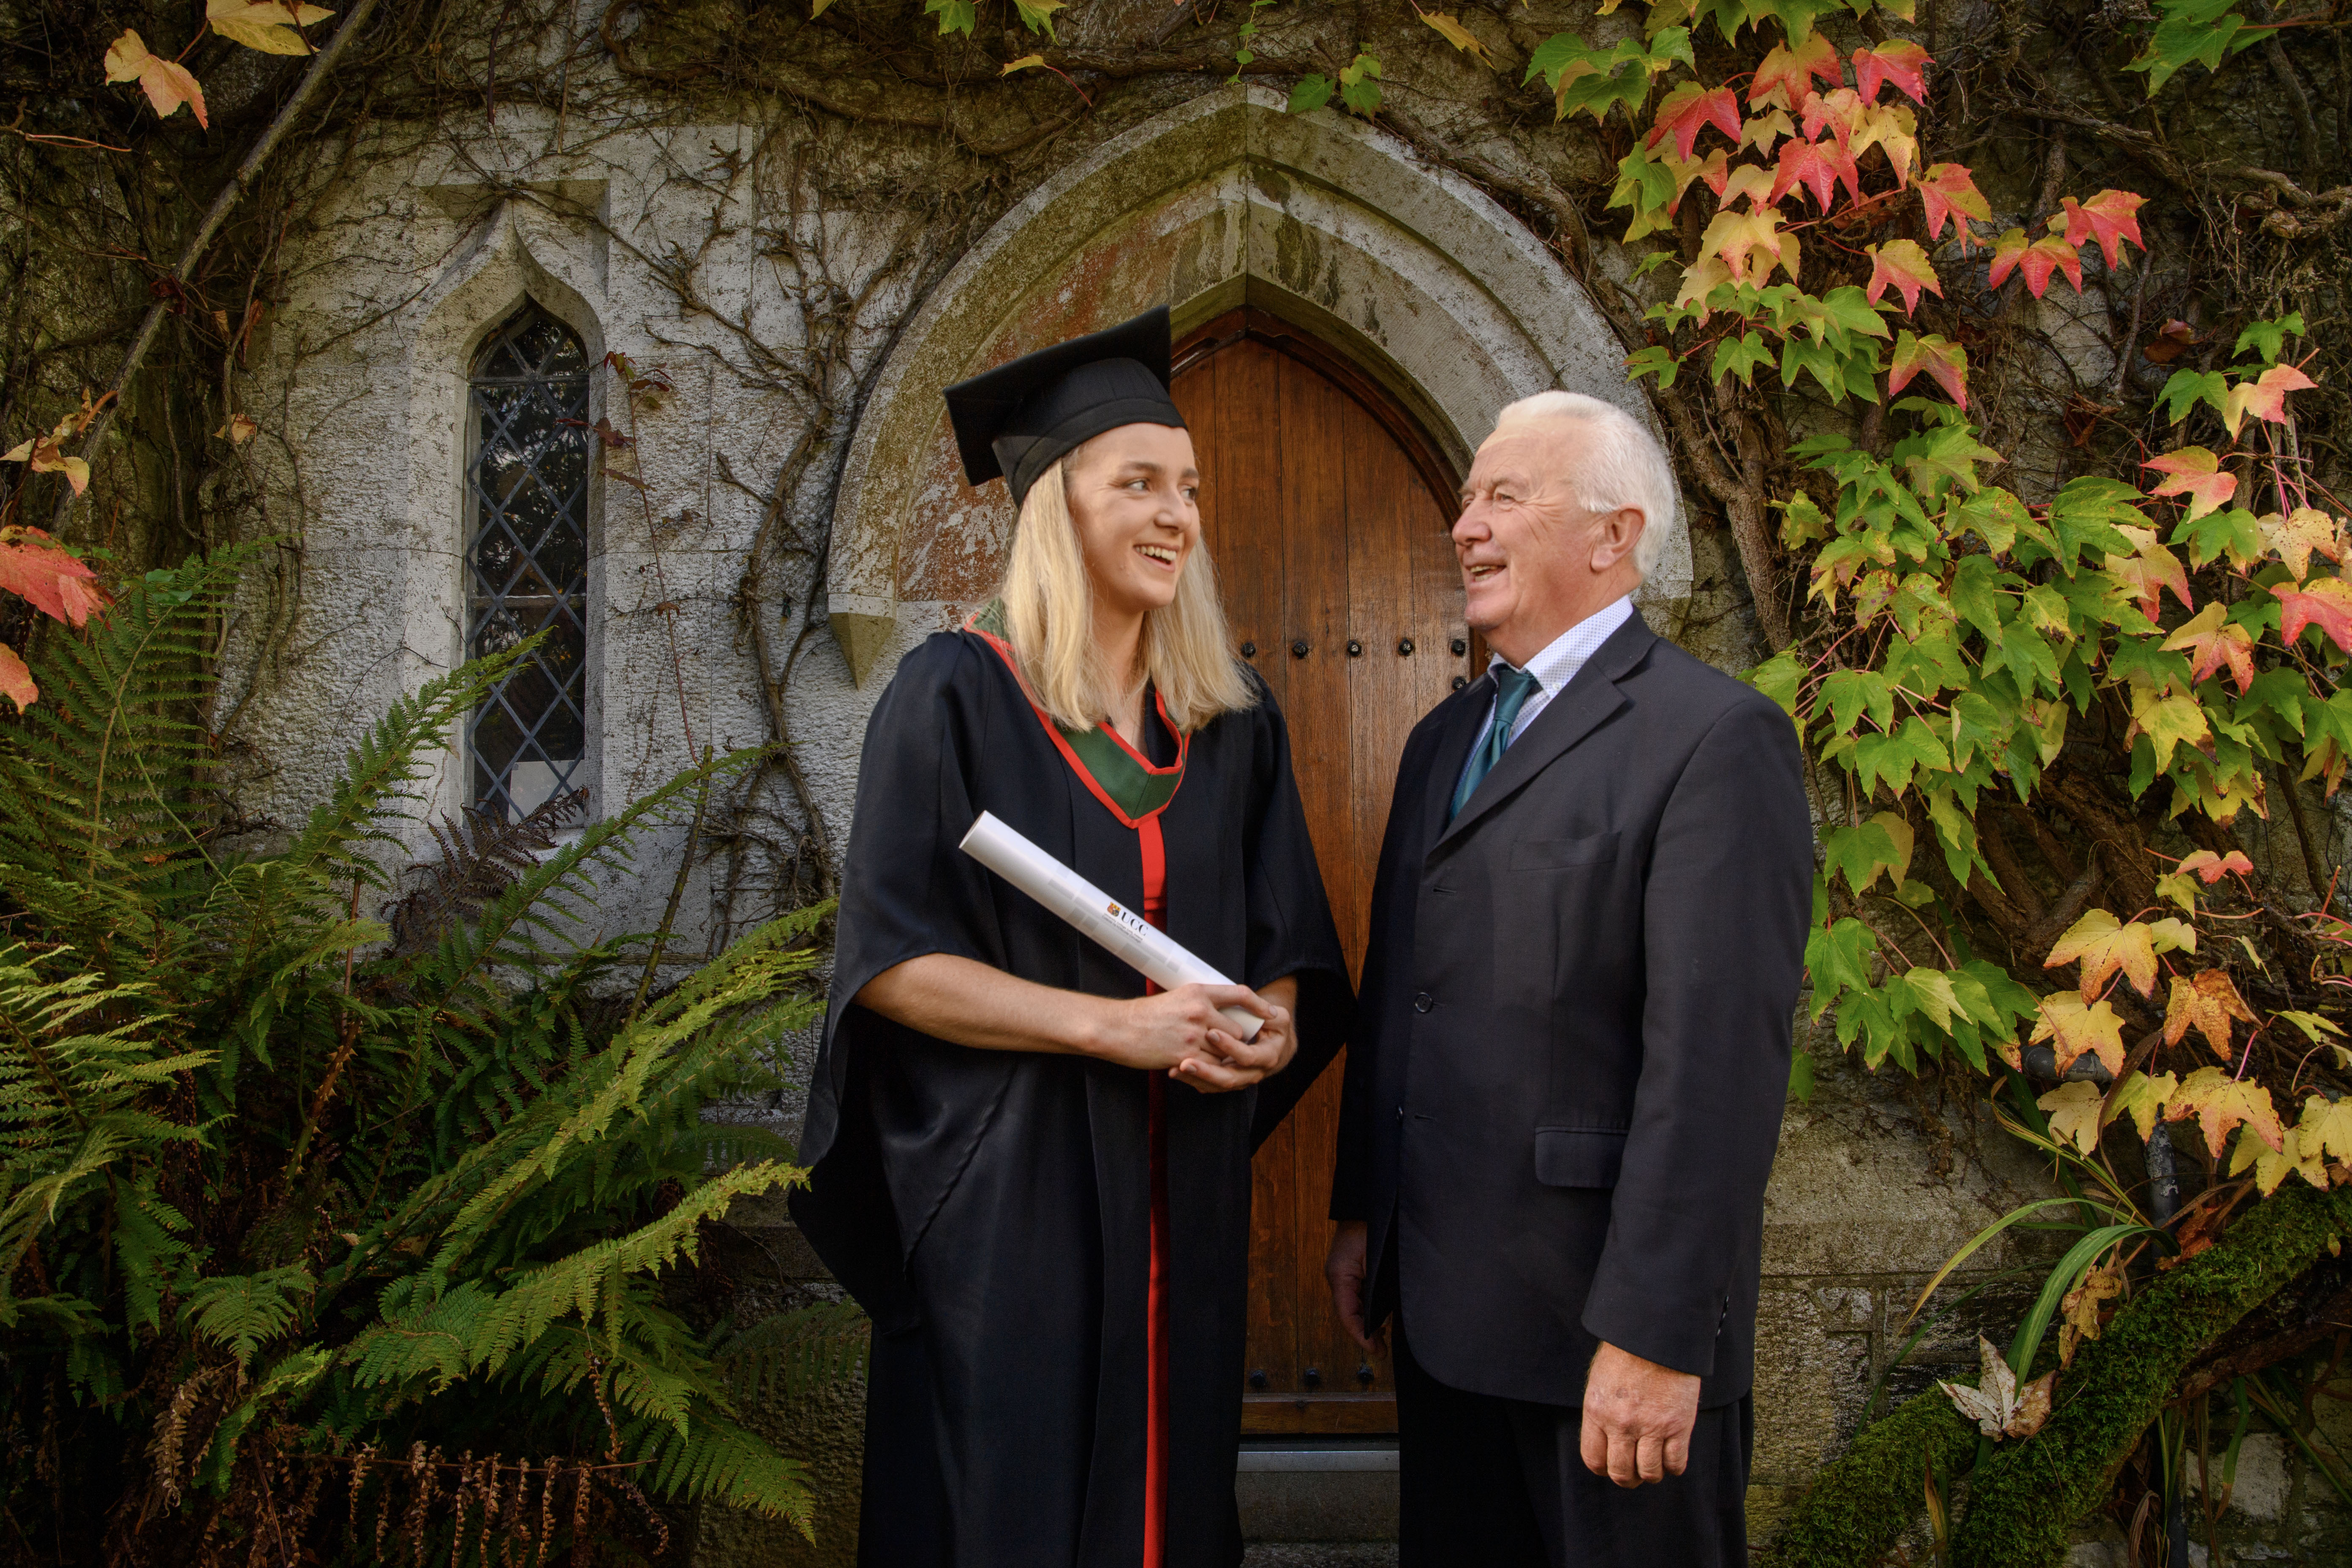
[1413,992,1435,1013]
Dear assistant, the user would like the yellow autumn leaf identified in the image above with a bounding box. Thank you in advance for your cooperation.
[2058,1258,2124,1366]
[2163,968,2257,1060]
[2229,1121,2326,1195]
[1698,207,1800,284]
[103,30,209,127]
[1001,53,1046,74]
[2167,1066,2284,1160]
[2039,1079,2106,1156]
[206,0,332,53]
[2295,1094,2352,1164]
[2045,909,2159,1001]
[1418,10,1496,67]
[2145,917,2196,956]
[2030,993,2127,1078]
[2258,507,2346,579]
[2109,1070,2178,1141]
[2128,688,2210,773]
[2275,1010,2346,1045]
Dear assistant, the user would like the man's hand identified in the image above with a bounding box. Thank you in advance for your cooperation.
[1578,1341,1700,1488]
[1325,1221,1380,1351]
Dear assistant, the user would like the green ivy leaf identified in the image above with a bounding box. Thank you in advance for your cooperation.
[1805,916,1881,1012]
[2232,311,2305,365]
[1627,345,1681,389]
[1337,52,1384,115]
[2126,0,2270,94]
[2171,505,2262,569]
[1712,332,1774,387]
[1748,646,1808,717]
[2044,478,2145,566]
[2156,368,2228,423]
[1012,0,1064,36]
[1822,668,1895,735]
[1287,74,1335,113]
[922,0,976,35]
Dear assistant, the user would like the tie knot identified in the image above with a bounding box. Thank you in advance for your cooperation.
[1493,664,1541,726]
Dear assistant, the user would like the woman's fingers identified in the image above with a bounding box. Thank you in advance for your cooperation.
[1171,1054,1255,1092]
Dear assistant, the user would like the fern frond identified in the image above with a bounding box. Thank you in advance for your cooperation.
[181,1266,317,1371]
[0,550,256,915]
[712,1300,870,1410]
[628,1405,815,1533]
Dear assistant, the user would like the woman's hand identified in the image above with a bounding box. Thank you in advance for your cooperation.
[1174,980,1296,1092]
[858,956,1303,1094]
[1089,983,1294,1093]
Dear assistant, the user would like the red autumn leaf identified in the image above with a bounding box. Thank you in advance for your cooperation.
[2142,448,2238,520]
[2059,190,2147,269]
[1865,240,1942,314]
[0,643,33,713]
[2019,235,2084,295]
[1799,86,1866,149]
[2107,537,2193,623]
[2161,603,2256,694]
[1853,40,1930,103]
[2275,576,2352,655]
[2177,849,2254,884]
[103,30,208,128]
[1917,163,1990,241]
[1770,133,1862,210]
[2142,320,2198,365]
[1889,332,1968,410]
[0,528,108,626]
[1646,82,1743,161]
[1749,33,1841,109]
[2221,362,2318,438]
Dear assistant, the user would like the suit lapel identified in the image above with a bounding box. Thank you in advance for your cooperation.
[1420,675,1493,852]
[1434,612,1658,852]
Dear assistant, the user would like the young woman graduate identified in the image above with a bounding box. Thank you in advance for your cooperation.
[792,307,1350,1568]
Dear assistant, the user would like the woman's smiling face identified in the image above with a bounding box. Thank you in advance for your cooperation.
[1065,422,1201,620]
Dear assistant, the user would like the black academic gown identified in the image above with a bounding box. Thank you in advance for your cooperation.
[793,626,1350,1568]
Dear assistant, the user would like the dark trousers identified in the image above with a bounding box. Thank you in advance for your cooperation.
[1394,1329,1753,1568]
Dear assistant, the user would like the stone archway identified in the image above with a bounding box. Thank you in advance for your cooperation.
[824,83,1688,686]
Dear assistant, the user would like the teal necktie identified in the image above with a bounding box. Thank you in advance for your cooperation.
[1449,664,1543,822]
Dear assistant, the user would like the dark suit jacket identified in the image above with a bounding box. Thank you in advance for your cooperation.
[1331,608,1811,1410]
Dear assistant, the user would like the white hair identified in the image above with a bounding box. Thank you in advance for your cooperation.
[1491,390,1677,580]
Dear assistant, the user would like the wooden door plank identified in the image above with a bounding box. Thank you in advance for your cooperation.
[1273,355,1364,1409]
[1182,342,1303,1401]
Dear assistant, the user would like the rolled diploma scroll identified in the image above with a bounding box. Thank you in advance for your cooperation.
[958,810,1264,1042]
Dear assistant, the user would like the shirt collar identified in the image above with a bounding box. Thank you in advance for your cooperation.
[1486,595,1636,695]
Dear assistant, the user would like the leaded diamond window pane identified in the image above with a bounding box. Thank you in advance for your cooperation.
[466,303,591,822]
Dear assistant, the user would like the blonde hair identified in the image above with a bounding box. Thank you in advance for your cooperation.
[999,453,1257,734]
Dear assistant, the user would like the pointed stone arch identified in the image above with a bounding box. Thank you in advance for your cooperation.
[825,84,1686,685]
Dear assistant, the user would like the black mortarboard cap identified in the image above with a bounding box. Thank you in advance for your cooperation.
[943,307,1185,508]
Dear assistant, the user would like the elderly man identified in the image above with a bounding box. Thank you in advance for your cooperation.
[1325,391,1812,1565]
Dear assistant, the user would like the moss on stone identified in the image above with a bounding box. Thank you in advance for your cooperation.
[1755,1383,1977,1568]
[1952,1184,2352,1567]
[1761,1185,2352,1568]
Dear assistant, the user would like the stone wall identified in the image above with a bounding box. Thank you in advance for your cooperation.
[212,18,2352,1559]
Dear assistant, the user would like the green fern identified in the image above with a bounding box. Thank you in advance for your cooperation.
[0,552,843,1563]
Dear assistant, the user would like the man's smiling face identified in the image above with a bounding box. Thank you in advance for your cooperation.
[1451,418,1647,668]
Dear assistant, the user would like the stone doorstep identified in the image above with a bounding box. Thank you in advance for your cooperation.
[1238,1438,1401,1544]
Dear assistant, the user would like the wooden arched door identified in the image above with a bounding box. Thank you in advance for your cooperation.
[1170,310,1472,1434]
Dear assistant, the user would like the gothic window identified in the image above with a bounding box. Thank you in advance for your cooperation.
[465,302,591,822]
